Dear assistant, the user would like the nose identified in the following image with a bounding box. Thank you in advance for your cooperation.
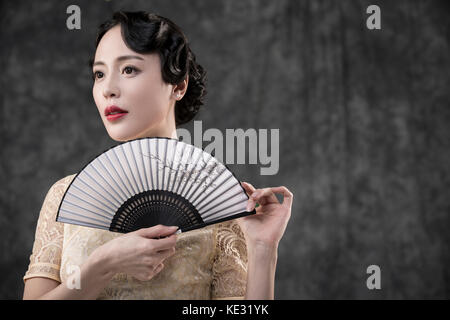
[102,74,120,99]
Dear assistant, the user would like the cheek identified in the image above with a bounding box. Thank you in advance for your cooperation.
[92,85,102,113]
[127,80,168,114]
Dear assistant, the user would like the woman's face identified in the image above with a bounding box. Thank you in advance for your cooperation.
[92,24,182,142]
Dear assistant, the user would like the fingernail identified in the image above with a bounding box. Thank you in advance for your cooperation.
[246,201,252,211]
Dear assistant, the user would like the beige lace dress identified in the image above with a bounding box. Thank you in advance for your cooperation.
[23,174,248,299]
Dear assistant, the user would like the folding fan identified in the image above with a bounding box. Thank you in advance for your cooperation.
[56,137,255,234]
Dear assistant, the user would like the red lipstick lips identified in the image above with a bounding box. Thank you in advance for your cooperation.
[105,105,128,122]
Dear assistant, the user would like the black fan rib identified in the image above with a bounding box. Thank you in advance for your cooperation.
[109,190,203,233]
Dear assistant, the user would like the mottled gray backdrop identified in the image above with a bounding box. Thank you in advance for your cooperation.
[1,0,449,299]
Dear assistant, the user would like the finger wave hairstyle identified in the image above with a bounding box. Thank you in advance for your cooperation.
[89,11,207,126]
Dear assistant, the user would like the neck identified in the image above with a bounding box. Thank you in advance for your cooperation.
[137,125,178,140]
[135,111,178,140]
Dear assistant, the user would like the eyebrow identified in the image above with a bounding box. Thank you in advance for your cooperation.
[92,55,144,67]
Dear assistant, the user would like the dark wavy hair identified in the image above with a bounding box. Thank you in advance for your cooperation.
[88,11,207,126]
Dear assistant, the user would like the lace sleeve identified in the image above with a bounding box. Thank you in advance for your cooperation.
[211,220,248,300]
[23,174,76,283]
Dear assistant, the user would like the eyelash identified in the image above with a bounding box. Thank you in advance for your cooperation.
[92,66,140,80]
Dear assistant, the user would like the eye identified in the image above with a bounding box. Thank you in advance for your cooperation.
[122,66,139,75]
[93,70,104,80]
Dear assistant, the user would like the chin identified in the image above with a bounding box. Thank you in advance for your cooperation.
[108,130,135,142]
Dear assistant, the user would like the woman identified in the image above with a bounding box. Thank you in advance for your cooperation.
[23,11,293,300]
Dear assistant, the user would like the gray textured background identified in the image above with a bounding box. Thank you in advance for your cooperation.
[1,0,449,299]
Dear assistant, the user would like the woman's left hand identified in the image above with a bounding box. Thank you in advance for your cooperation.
[238,182,293,248]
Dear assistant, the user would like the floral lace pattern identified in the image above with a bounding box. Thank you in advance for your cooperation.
[23,174,248,299]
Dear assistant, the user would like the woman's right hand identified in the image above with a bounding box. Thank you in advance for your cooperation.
[90,224,178,281]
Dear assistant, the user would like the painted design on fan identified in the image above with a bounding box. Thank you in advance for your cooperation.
[140,151,221,191]
[56,137,255,234]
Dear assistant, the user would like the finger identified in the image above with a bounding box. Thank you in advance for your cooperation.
[136,224,179,239]
[246,199,254,212]
[242,182,258,211]
[153,262,164,273]
[151,234,177,251]
[246,196,259,212]
[241,181,256,195]
[250,187,279,205]
[270,186,294,208]
[157,247,176,260]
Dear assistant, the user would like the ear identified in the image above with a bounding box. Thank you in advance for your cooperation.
[173,76,189,100]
